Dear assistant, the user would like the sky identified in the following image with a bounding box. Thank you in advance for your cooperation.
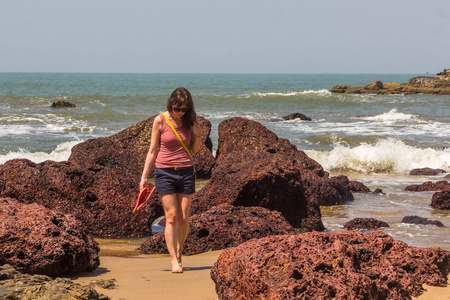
[1,0,449,74]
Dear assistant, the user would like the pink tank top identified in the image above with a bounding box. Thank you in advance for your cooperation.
[155,113,193,168]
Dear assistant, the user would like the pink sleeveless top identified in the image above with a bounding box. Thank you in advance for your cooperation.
[155,113,193,168]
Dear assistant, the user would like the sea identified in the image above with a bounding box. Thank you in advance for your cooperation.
[1,72,449,252]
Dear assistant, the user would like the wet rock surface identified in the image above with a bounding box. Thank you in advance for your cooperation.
[69,115,215,179]
[348,180,371,193]
[0,264,109,300]
[211,231,450,300]
[402,216,445,227]
[344,217,390,230]
[0,198,99,276]
[140,204,295,255]
[51,100,76,108]
[409,167,447,176]
[281,112,312,121]
[330,69,450,95]
[431,191,450,210]
[405,180,450,192]
[0,159,161,238]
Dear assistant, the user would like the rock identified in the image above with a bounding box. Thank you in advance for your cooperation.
[0,198,99,276]
[0,264,109,300]
[431,191,450,210]
[0,159,162,238]
[348,180,371,193]
[405,180,450,192]
[69,115,215,179]
[140,204,295,255]
[330,69,450,95]
[344,217,389,230]
[51,100,76,108]
[409,167,447,176]
[372,188,384,194]
[402,215,445,227]
[281,112,312,121]
[445,174,450,181]
[210,231,450,300]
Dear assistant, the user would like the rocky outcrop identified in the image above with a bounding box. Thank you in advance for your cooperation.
[409,168,447,176]
[140,204,295,256]
[211,231,450,300]
[431,191,450,210]
[344,217,389,230]
[0,159,162,238]
[0,264,109,300]
[348,180,371,193]
[330,69,450,95]
[281,112,312,121]
[405,180,450,192]
[0,198,99,276]
[402,216,445,227]
[69,115,215,179]
[51,100,76,108]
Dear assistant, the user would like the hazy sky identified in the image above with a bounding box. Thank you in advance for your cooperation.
[1,0,448,74]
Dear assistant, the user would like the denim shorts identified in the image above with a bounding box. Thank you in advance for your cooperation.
[154,166,196,195]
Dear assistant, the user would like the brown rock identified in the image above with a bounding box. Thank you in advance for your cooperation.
[431,191,450,210]
[51,100,76,108]
[344,217,389,230]
[140,204,295,255]
[211,231,450,300]
[281,112,312,121]
[405,180,450,192]
[0,198,99,276]
[409,167,447,176]
[402,215,445,227]
[69,115,215,179]
[0,159,161,238]
[348,180,371,193]
[365,80,383,90]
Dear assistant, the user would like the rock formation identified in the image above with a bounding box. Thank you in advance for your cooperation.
[409,168,447,176]
[211,231,450,300]
[0,197,99,276]
[431,191,450,210]
[405,180,450,192]
[140,204,295,256]
[331,69,450,95]
[344,217,389,230]
[69,115,215,179]
[281,112,312,121]
[51,100,76,108]
[402,216,445,227]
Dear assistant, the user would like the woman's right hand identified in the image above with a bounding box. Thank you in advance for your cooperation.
[140,178,148,192]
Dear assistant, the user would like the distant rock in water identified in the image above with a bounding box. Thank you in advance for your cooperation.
[431,191,450,210]
[344,217,389,230]
[51,100,76,108]
[281,112,312,121]
[409,167,447,176]
[402,215,445,227]
[330,68,450,95]
[405,180,450,192]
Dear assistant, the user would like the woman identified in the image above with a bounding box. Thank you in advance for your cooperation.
[140,87,203,273]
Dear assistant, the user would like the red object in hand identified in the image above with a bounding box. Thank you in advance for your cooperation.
[133,186,156,213]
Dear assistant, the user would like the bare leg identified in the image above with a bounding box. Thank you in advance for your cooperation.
[176,193,192,266]
[160,194,183,273]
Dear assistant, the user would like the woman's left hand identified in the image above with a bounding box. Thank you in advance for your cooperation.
[193,122,203,138]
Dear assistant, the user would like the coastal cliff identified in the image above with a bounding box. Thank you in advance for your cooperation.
[331,68,450,95]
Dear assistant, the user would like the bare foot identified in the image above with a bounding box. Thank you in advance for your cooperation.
[171,260,183,273]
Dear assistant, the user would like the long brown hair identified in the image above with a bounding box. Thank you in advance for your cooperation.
[166,87,196,129]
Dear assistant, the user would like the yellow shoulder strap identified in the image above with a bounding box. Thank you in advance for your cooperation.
[161,113,195,170]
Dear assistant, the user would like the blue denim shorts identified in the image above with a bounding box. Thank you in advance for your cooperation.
[154,166,196,195]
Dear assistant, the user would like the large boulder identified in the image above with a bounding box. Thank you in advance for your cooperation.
[68,115,215,179]
[0,198,99,276]
[402,216,445,227]
[0,159,162,238]
[409,167,446,176]
[140,204,295,256]
[211,231,450,300]
[431,191,450,210]
[405,180,450,192]
[344,217,389,230]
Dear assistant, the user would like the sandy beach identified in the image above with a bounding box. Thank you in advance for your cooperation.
[69,249,449,300]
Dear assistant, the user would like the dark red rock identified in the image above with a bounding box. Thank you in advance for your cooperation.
[409,168,447,176]
[211,231,450,300]
[431,191,450,210]
[344,217,389,230]
[405,181,450,192]
[0,197,99,276]
[140,204,295,255]
[372,188,384,194]
[0,159,162,238]
[281,112,312,121]
[68,115,214,179]
[348,180,371,193]
[402,216,445,227]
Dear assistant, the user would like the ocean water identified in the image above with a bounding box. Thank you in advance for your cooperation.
[1,72,449,251]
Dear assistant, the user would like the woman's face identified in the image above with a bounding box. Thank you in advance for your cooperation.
[172,104,188,117]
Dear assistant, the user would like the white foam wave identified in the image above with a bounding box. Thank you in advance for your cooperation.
[355,108,419,122]
[0,140,82,165]
[305,138,450,174]
[245,89,331,97]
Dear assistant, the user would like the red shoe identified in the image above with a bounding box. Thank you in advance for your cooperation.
[133,186,156,213]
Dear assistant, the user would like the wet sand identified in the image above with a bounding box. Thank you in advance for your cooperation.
[71,251,222,300]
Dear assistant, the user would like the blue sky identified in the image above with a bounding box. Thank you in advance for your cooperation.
[1,0,448,73]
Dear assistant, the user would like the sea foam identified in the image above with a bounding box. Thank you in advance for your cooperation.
[305,138,450,174]
[354,108,419,122]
